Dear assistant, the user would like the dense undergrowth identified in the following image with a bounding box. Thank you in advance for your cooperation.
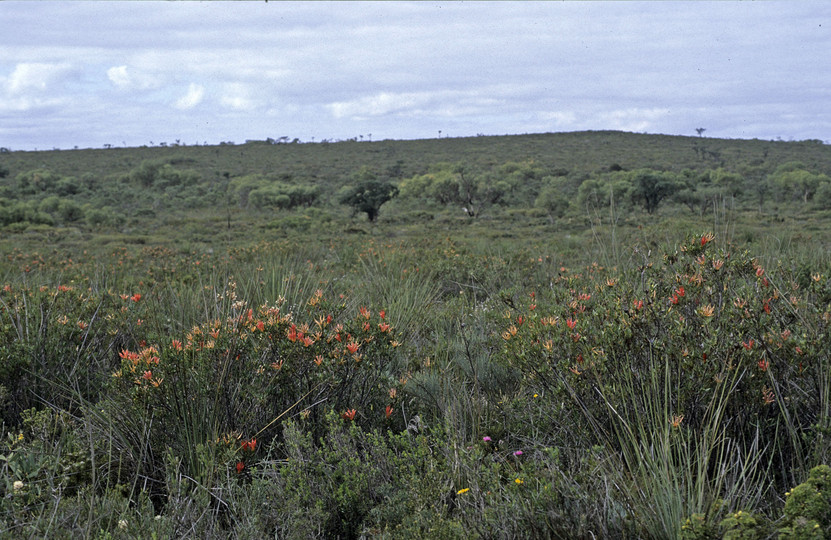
[0,230,829,539]
[2,132,831,538]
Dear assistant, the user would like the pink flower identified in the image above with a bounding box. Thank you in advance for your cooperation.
[513,450,523,457]
[482,436,492,442]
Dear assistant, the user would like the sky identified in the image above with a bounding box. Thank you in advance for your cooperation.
[1,1,830,151]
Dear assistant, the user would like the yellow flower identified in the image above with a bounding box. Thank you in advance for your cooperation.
[514,478,523,485]
[457,488,470,495]
[697,304,715,318]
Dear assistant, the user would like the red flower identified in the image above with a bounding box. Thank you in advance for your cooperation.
[676,287,685,297]
[342,409,357,421]
[385,405,393,419]
[378,322,391,333]
[379,310,386,320]
[758,358,769,372]
[566,318,577,330]
[742,339,754,350]
[236,461,245,473]
[346,342,359,355]
[131,293,141,302]
[142,370,152,380]
[256,321,265,332]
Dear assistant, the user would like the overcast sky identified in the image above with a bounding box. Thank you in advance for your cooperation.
[1,1,829,150]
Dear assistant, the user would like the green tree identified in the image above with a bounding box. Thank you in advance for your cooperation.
[771,162,830,204]
[577,172,632,211]
[534,177,570,223]
[398,162,506,217]
[628,169,683,214]
[338,179,398,222]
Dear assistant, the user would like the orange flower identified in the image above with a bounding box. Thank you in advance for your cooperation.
[697,304,715,318]
[119,349,139,361]
[256,320,265,332]
[359,306,370,319]
[762,386,775,405]
[378,322,391,333]
[670,414,684,428]
[757,358,769,372]
[742,339,754,350]
[342,409,357,421]
[170,339,183,351]
[379,310,386,320]
[131,293,141,302]
[346,342,359,354]
[314,355,324,366]
[385,405,393,419]
[566,318,577,330]
[142,370,153,380]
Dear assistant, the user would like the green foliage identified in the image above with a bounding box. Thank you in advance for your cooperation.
[534,176,570,223]
[338,177,398,222]
[628,168,684,213]
[779,465,831,538]
[771,165,831,204]
[3,132,831,536]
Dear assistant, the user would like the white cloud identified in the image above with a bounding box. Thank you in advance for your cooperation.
[4,62,72,94]
[106,65,159,90]
[328,92,430,119]
[175,83,204,110]
[220,82,257,111]
[599,108,673,134]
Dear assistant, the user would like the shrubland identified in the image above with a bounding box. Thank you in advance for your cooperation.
[1,131,831,538]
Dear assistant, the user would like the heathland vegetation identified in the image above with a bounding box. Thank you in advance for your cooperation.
[2,131,831,538]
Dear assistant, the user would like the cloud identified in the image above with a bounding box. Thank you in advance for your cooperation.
[220,82,257,111]
[599,108,673,134]
[4,62,72,94]
[327,85,536,121]
[106,65,160,90]
[175,83,204,110]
